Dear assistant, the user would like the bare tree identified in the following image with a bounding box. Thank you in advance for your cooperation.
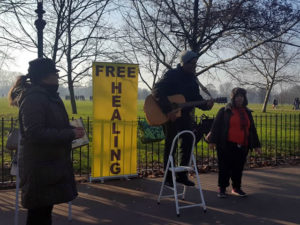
[0,0,28,70]
[0,0,113,114]
[113,1,180,90]
[224,35,300,112]
[47,0,112,113]
[117,0,300,94]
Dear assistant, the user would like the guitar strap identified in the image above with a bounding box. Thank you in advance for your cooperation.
[195,77,212,98]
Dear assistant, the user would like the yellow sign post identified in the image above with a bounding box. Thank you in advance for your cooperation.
[91,62,139,180]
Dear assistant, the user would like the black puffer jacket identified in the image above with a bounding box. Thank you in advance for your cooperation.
[17,85,77,209]
[152,64,209,118]
[209,103,261,151]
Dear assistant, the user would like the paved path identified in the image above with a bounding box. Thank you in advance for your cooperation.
[0,166,299,225]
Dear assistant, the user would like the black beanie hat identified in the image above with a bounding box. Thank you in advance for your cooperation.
[231,87,248,107]
[27,58,59,83]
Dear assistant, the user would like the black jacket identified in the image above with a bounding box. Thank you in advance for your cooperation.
[17,85,77,209]
[152,64,209,118]
[209,103,261,151]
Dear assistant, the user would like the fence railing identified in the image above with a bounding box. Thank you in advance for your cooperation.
[0,115,299,187]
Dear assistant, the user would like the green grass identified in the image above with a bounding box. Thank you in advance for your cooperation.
[1,97,299,119]
[195,103,300,117]
[0,98,18,118]
[0,97,94,119]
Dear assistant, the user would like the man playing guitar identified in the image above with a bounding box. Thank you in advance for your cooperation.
[151,50,214,187]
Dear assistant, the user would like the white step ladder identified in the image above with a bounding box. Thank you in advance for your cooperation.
[157,130,207,216]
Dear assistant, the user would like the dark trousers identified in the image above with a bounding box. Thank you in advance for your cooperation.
[26,205,53,225]
[217,142,248,189]
[163,116,193,180]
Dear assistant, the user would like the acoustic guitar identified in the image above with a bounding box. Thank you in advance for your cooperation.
[143,94,227,126]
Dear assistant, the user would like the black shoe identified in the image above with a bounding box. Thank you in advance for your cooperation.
[231,188,247,197]
[176,177,195,186]
[217,187,227,198]
[165,179,174,187]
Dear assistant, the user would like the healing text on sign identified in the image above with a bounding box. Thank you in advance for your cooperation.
[92,62,138,179]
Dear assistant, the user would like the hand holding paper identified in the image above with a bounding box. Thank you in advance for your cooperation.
[73,127,85,139]
[70,118,89,149]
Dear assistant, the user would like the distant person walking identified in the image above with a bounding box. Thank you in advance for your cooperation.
[272,99,278,109]
[8,58,84,225]
[293,97,300,110]
[206,87,261,198]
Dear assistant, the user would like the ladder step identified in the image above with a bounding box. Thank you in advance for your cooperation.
[160,193,184,199]
[179,203,205,209]
[168,166,194,172]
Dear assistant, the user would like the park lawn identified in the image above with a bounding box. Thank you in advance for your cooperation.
[0,97,94,119]
[1,97,299,119]
[0,98,18,118]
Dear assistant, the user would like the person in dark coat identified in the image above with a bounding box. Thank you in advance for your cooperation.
[206,87,261,198]
[293,97,300,110]
[152,50,214,187]
[272,99,278,109]
[8,58,85,225]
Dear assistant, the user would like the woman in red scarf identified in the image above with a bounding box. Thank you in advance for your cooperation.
[207,87,261,198]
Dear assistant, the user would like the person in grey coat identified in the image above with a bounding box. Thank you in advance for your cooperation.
[8,58,84,225]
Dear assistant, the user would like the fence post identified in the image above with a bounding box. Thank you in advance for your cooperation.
[1,118,4,183]
[298,114,300,156]
[79,118,82,176]
[293,114,296,160]
[299,114,300,156]
[158,141,161,172]
[275,114,277,165]
[280,114,282,160]
[260,115,263,163]
[284,114,287,159]
[145,143,148,176]
[265,114,268,163]
[151,142,154,173]
[87,116,90,176]
[289,114,292,158]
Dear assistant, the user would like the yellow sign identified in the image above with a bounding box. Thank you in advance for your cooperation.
[92,62,139,179]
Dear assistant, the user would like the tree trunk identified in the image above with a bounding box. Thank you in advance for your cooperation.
[66,2,77,114]
[68,80,77,114]
[261,86,272,113]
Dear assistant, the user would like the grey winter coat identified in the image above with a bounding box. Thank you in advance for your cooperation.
[17,85,77,209]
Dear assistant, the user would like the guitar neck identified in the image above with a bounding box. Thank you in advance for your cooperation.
[177,100,207,109]
[176,97,225,109]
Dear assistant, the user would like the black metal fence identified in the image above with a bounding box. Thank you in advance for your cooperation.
[1,115,300,187]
